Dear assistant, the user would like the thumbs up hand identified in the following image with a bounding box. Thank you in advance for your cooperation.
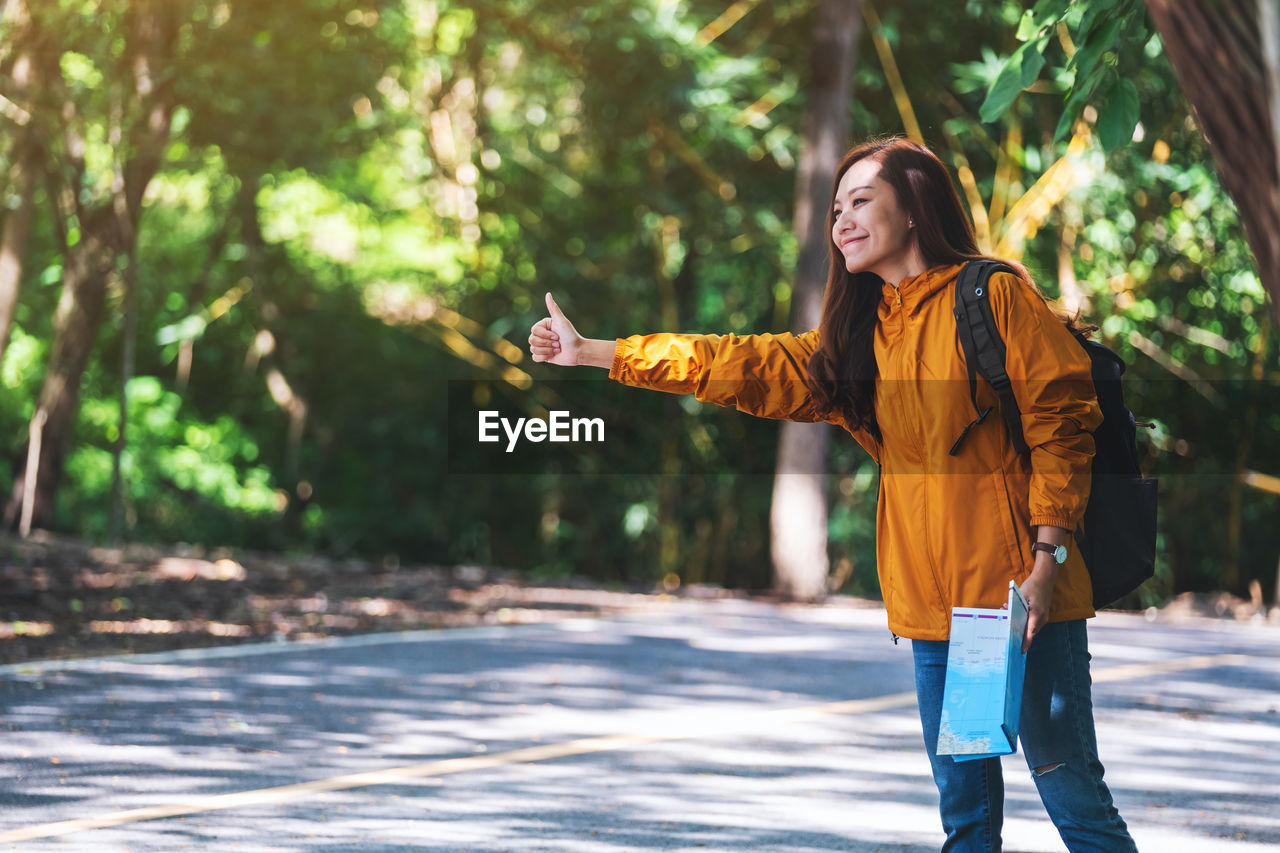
[529,292,584,366]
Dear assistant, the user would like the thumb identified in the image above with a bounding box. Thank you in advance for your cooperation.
[545,292,566,320]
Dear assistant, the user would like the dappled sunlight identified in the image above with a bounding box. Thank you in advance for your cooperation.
[2,603,926,846]
[149,557,247,583]
[0,621,53,638]
[2,603,1278,849]
[1104,673,1280,721]
[361,281,534,389]
[87,619,252,637]
[1,540,657,664]
[240,671,314,689]
[73,557,246,590]
[1086,639,1180,662]
[688,633,848,654]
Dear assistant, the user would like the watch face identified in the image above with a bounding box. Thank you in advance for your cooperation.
[1053,545,1068,564]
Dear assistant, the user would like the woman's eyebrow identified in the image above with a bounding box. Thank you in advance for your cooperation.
[834,185,874,205]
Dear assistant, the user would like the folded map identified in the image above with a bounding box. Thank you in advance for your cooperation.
[937,581,1029,762]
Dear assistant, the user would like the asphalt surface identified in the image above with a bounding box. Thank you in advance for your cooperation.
[1,598,1278,852]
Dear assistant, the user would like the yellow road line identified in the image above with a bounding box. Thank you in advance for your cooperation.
[1091,653,1248,683]
[0,653,1249,843]
[0,734,683,844]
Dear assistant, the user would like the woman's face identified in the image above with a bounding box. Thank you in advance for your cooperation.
[831,158,917,283]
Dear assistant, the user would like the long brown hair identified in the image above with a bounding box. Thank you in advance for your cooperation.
[805,135,1090,440]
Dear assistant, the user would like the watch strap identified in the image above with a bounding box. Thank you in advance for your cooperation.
[1031,542,1065,563]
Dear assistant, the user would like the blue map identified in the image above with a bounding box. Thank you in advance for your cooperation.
[937,582,1028,761]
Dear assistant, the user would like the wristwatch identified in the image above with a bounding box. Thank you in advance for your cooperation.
[1031,542,1068,564]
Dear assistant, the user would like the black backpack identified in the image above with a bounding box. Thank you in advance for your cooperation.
[949,259,1158,609]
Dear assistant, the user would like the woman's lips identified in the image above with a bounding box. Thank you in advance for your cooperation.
[841,237,866,248]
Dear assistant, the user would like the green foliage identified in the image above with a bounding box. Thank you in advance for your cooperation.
[64,377,280,541]
[977,0,1151,152]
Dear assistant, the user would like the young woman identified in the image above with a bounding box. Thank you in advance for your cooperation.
[528,135,1138,852]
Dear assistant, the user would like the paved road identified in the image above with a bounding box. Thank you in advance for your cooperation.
[1,599,1277,852]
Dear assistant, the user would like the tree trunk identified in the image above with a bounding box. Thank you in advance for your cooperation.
[5,214,116,530]
[1145,0,1280,325]
[1057,196,1090,316]
[771,0,862,602]
[235,173,311,519]
[0,0,39,365]
[0,137,36,365]
[109,209,140,544]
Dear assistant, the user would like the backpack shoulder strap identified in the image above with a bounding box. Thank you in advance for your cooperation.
[950,260,1030,456]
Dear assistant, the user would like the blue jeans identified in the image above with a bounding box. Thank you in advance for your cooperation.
[912,619,1138,853]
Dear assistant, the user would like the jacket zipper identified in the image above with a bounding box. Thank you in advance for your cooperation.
[886,283,948,626]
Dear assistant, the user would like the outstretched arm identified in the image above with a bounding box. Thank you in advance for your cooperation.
[609,329,826,423]
[528,292,881,460]
[529,291,820,418]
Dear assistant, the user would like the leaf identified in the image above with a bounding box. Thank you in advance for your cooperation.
[1016,9,1039,42]
[1052,104,1075,144]
[1017,0,1067,42]
[1074,3,1106,42]
[1021,34,1050,88]
[1071,17,1123,83]
[1052,84,1092,143]
[981,42,1035,123]
[1126,17,1149,45]
[1098,77,1141,152]
[1088,56,1119,96]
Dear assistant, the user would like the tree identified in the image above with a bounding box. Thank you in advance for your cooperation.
[4,0,177,533]
[771,0,862,602]
[979,0,1278,325]
[1143,0,1280,325]
[2,0,398,533]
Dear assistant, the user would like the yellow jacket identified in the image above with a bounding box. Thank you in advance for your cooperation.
[609,262,1102,640]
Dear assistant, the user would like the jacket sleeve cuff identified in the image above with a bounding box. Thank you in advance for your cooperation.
[607,338,627,382]
[1029,514,1077,531]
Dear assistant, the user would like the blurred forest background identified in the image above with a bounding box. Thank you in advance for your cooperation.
[0,0,1277,627]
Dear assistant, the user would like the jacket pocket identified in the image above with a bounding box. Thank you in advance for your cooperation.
[994,471,1029,582]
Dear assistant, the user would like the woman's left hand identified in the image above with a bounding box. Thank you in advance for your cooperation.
[1019,556,1058,654]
